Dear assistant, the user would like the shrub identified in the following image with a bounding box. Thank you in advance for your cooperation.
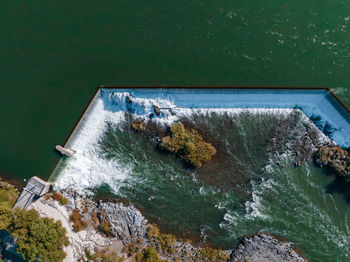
[161,123,216,167]
[0,190,9,203]
[135,247,166,262]
[99,220,113,236]
[200,247,229,262]
[315,145,350,176]
[101,252,126,262]
[132,120,146,132]
[146,225,175,254]
[147,224,160,239]
[0,183,18,206]
[51,192,68,205]
[90,212,99,229]
[69,208,87,232]
[123,240,139,257]
[157,233,176,254]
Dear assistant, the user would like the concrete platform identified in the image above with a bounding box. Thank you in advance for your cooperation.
[13,176,51,210]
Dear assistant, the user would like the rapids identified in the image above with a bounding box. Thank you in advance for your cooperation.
[51,89,350,261]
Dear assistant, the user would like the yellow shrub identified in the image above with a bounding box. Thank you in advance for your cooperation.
[161,123,216,167]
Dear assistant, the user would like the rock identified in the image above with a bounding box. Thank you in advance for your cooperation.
[126,95,133,104]
[153,105,161,116]
[99,202,148,245]
[230,232,307,262]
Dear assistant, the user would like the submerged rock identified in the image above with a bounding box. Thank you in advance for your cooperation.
[230,232,307,262]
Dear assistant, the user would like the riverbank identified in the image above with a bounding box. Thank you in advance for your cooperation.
[27,188,307,262]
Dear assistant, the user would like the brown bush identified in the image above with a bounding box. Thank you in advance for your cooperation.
[315,145,350,176]
[51,192,68,205]
[123,240,140,257]
[132,120,146,132]
[90,212,99,228]
[69,208,87,232]
[147,224,160,239]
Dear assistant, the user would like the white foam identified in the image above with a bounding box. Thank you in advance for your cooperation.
[244,178,276,220]
[51,92,330,195]
[53,100,131,194]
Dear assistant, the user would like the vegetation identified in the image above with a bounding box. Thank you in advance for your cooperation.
[132,119,147,132]
[0,182,18,206]
[315,145,350,176]
[101,253,126,262]
[161,123,216,167]
[200,247,230,262]
[146,224,230,262]
[0,183,69,262]
[69,208,88,232]
[135,247,166,262]
[123,240,140,257]
[84,248,126,262]
[99,220,113,236]
[147,224,160,239]
[0,202,14,229]
[146,225,176,255]
[11,209,69,262]
[51,192,68,205]
[157,233,176,254]
[91,211,99,228]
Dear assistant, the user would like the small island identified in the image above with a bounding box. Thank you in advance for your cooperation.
[161,123,216,167]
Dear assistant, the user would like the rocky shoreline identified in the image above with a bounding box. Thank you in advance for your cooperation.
[230,233,306,262]
[27,188,307,262]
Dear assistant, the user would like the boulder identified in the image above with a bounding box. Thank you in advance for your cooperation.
[153,105,161,116]
[230,232,307,262]
[98,202,148,245]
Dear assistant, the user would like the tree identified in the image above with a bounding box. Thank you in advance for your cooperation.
[0,202,13,230]
[10,209,69,262]
[161,123,216,167]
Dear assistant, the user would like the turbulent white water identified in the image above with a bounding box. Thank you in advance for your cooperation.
[52,92,324,194]
[49,91,350,262]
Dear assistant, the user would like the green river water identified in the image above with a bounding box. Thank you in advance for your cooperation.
[87,110,348,262]
[1,2,350,261]
[0,1,350,181]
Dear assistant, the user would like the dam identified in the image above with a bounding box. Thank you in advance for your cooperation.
[50,87,350,262]
[65,87,350,149]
